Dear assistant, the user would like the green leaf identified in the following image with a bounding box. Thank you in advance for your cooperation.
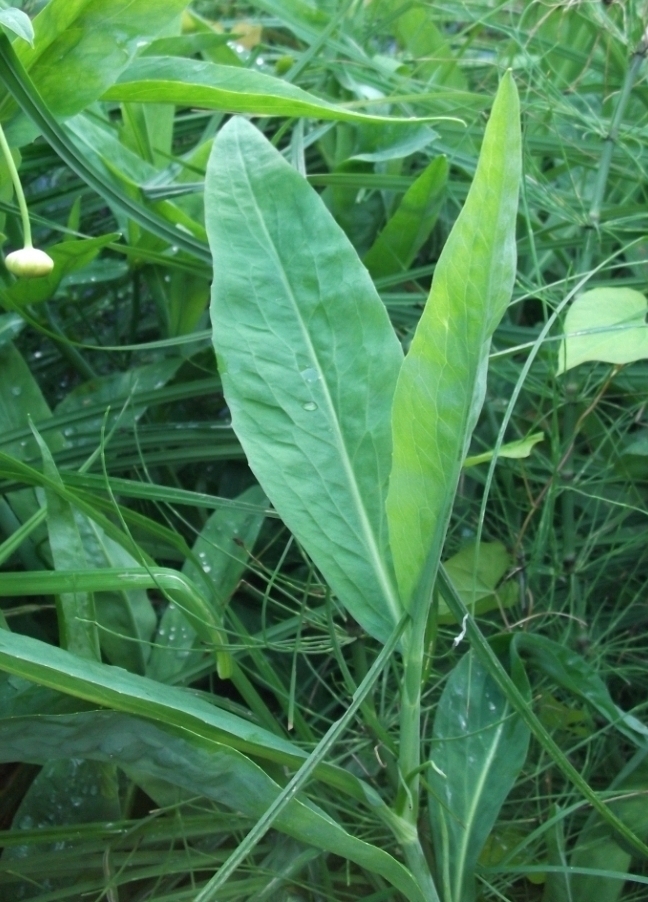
[206,116,403,643]
[427,650,530,902]
[557,287,648,374]
[440,541,516,624]
[32,426,101,662]
[363,155,448,281]
[0,626,315,766]
[3,757,121,900]
[74,515,156,675]
[570,752,648,902]
[513,633,648,747]
[0,34,210,262]
[0,8,34,46]
[103,56,445,125]
[1,0,190,121]
[463,432,544,467]
[0,343,62,460]
[1,233,119,307]
[0,710,425,902]
[0,312,23,349]
[386,71,521,611]
[148,484,267,684]
[53,358,183,446]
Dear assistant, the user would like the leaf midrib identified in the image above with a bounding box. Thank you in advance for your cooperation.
[234,127,401,627]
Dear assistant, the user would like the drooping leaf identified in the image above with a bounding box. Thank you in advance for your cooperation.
[0,0,191,121]
[386,71,521,611]
[206,116,403,643]
[0,8,34,46]
[428,649,530,902]
[557,287,648,374]
[104,55,445,125]
[0,625,334,772]
[463,432,544,467]
[0,710,426,902]
[363,155,448,281]
[514,633,648,747]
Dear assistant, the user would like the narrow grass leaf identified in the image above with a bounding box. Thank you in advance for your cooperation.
[206,116,404,643]
[32,427,100,662]
[0,34,210,261]
[386,71,521,611]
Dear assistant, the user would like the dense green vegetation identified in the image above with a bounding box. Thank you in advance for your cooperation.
[0,1,648,900]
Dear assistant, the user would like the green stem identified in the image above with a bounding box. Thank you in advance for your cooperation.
[0,119,32,247]
[397,616,426,820]
[580,33,647,275]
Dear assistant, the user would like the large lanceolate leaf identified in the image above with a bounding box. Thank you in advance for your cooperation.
[104,56,441,125]
[0,712,425,902]
[206,118,403,643]
[428,651,530,902]
[386,72,521,611]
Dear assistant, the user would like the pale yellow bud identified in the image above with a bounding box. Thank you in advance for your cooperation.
[5,247,54,278]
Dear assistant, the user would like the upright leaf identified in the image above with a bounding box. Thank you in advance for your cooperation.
[206,117,404,642]
[32,429,100,662]
[428,650,530,902]
[386,72,521,610]
[363,155,448,281]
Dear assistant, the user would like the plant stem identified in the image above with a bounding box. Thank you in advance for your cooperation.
[580,28,648,276]
[0,119,32,247]
[397,616,425,821]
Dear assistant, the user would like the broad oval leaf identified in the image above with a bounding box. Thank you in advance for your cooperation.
[206,117,404,643]
[428,650,530,902]
[557,287,648,374]
[386,71,521,611]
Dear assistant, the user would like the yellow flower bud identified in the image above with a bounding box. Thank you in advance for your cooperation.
[5,247,54,278]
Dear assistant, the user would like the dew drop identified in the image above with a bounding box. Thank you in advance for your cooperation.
[303,401,318,411]
[10,386,21,397]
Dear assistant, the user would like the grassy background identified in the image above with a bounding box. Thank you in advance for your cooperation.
[0,0,648,899]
